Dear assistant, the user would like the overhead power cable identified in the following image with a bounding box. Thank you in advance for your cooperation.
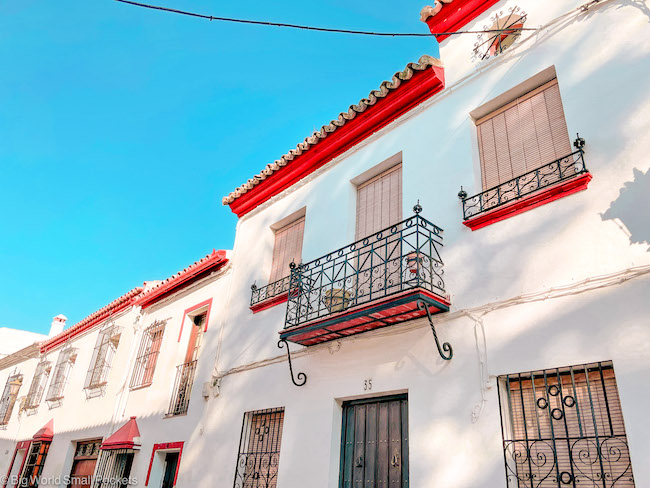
[113,0,538,37]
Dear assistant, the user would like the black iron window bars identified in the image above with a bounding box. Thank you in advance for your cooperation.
[233,407,285,488]
[46,346,77,403]
[284,212,445,330]
[498,361,635,488]
[460,148,587,221]
[0,373,23,427]
[250,276,291,308]
[167,359,197,416]
[85,323,122,394]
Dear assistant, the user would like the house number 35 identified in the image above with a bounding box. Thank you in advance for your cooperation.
[364,379,372,391]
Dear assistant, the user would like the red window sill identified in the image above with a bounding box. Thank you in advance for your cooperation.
[463,173,592,231]
[250,292,289,313]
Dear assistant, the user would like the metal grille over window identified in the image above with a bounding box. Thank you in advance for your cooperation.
[85,323,122,393]
[19,441,51,488]
[92,449,135,488]
[498,361,635,487]
[24,361,52,410]
[46,346,77,403]
[0,373,23,427]
[167,360,197,416]
[130,321,166,389]
[233,408,285,488]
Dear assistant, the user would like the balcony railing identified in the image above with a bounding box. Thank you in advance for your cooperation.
[167,360,197,416]
[461,149,587,220]
[284,213,445,331]
[250,276,291,308]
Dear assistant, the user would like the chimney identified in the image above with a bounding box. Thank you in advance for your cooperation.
[49,314,67,337]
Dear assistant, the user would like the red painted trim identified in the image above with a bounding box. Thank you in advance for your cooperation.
[145,441,184,486]
[463,173,592,231]
[32,420,54,442]
[424,0,501,42]
[250,292,289,313]
[136,251,228,309]
[40,288,144,354]
[3,440,32,488]
[100,416,141,450]
[228,66,445,217]
[178,298,213,342]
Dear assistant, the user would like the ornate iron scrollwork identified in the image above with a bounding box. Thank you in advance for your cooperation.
[417,300,453,361]
[277,339,307,387]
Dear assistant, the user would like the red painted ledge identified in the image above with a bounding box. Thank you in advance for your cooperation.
[463,173,592,231]
[250,292,289,313]
[424,0,501,42]
[228,66,445,217]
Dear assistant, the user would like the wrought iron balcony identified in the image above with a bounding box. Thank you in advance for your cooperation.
[280,211,449,346]
[461,149,588,221]
[250,276,291,312]
[167,360,197,416]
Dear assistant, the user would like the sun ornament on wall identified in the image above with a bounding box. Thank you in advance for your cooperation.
[472,6,527,62]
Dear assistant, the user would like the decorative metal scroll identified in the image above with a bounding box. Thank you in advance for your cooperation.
[500,362,635,488]
[417,300,453,361]
[277,339,307,387]
[461,149,588,221]
[250,276,291,307]
[284,213,445,330]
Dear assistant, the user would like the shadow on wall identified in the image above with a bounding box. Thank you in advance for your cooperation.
[601,168,650,251]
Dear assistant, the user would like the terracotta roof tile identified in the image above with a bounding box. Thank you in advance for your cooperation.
[222,55,442,205]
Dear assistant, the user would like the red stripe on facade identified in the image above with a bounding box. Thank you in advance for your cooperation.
[178,298,213,342]
[145,441,185,486]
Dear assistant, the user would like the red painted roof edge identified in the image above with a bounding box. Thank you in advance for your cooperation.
[32,419,54,442]
[101,416,141,450]
[227,64,445,217]
[134,249,229,309]
[40,287,144,354]
[423,0,501,42]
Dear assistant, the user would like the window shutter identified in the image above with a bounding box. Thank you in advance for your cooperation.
[477,79,571,190]
[269,218,305,283]
[356,164,402,240]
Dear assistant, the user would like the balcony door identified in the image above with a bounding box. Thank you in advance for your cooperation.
[340,395,409,488]
[354,164,403,304]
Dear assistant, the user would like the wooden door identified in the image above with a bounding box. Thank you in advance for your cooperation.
[68,459,97,488]
[340,395,409,488]
[184,314,205,364]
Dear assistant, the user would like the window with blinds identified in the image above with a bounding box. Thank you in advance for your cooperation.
[356,164,402,240]
[499,362,635,487]
[130,320,166,389]
[269,218,305,284]
[233,407,285,488]
[477,79,572,190]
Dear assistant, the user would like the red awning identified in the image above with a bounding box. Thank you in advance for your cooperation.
[100,416,141,450]
[32,420,54,442]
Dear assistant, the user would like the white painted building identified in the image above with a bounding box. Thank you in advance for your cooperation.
[0,0,649,487]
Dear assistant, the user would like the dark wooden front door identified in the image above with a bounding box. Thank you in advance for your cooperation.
[340,395,409,488]
[161,452,179,488]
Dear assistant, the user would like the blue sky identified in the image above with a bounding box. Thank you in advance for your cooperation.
[0,0,438,334]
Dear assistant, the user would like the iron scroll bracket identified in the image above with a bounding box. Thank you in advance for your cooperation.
[277,339,307,387]
[417,300,453,361]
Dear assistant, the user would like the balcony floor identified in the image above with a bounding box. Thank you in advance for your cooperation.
[280,288,450,346]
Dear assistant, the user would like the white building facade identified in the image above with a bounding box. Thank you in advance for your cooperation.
[0,0,649,487]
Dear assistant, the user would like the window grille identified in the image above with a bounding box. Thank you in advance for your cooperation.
[269,218,305,284]
[130,321,166,389]
[476,79,572,190]
[167,360,197,416]
[233,408,285,488]
[24,361,52,409]
[19,441,51,488]
[0,373,23,426]
[85,323,122,391]
[499,361,635,487]
[92,449,135,488]
[45,347,77,402]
